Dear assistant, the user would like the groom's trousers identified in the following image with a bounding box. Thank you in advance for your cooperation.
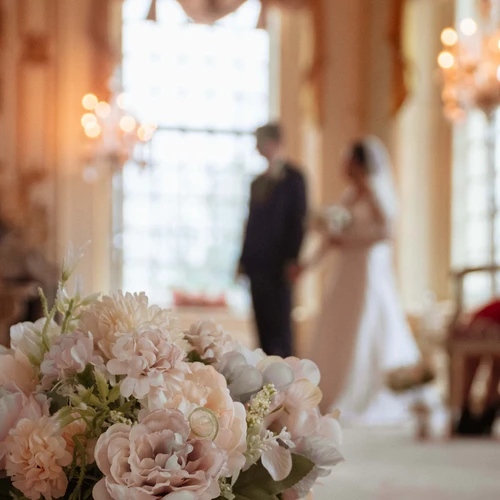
[249,273,293,358]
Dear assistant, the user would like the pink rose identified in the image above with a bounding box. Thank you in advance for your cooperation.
[0,349,36,394]
[0,390,49,470]
[5,416,72,500]
[93,409,225,500]
[180,363,247,477]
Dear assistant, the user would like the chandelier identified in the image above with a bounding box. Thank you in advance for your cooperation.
[437,1,500,121]
[79,90,157,182]
[437,0,500,285]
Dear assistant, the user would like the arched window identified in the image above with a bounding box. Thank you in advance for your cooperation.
[114,0,270,306]
[452,0,500,307]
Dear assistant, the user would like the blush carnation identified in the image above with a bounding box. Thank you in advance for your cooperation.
[185,320,236,364]
[40,332,104,389]
[78,292,185,361]
[0,391,49,470]
[0,348,37,394]
[107,326,188,402]
[5,416,72,500]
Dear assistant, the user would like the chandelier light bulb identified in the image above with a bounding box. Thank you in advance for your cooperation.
[137,124,157,142]
[441,28,458,46]
[82,93,98,110]
[460,18,477,37]
[120,116,137,133]
[95,101,111,118]
[81,113,97,128]
[117,93,128,110]
[438,51,455,69]
[85,123,101,138]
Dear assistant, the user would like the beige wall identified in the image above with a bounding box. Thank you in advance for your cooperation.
[0,0,114,295]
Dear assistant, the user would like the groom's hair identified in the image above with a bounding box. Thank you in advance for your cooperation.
[255,123,282,144]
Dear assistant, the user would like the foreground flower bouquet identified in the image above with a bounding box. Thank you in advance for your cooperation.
[0,255,343,500]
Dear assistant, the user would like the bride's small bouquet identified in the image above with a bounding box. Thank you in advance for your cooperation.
[0,250,343,500]
[311,205,352,236]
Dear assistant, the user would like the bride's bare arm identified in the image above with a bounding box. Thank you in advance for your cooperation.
[301,238,333,271]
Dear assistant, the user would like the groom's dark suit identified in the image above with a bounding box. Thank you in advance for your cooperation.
[239,161,307,357]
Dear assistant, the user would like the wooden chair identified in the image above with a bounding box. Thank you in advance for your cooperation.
[447,266,500,424]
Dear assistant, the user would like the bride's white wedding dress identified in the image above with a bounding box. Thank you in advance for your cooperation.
[311,139,421,425]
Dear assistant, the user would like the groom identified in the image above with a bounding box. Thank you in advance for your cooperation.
[238,123,307,358]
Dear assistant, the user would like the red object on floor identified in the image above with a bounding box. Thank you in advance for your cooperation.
[471,300,500,324]
[173,290,227,308]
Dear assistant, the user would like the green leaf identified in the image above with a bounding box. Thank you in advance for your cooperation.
[108,384,122,403]
[232,455,315,499]
[47,391,69,414]
[0,477,12,500]
[187,350,203,363]
[94,369,109,402]
[76,365,94,388]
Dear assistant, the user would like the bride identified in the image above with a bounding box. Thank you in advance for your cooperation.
[305,136,421,424]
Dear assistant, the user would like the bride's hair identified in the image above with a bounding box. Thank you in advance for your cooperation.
[351,142,380,175]
[355,136,397,220]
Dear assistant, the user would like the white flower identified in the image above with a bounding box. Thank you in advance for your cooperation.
[78,291,185,360]
[278,411,344,500]
[185,320,236,364]
[10,319,60,364]
[217,352,263,403]
[261,428,295,481]
[61,241,89,282]
[246,428,294,482]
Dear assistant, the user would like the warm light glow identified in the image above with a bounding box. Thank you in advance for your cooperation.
[117,93,128,109]
[82,166,99,184]
[85,123,101,138]
[82,93,98,110]
[120,116,136,133]
[137,124,156,142]
[81,113,97,128]
[460,18,477,36]
[95,101,111,118]
[441,28,458,46]
[438,51,455,69]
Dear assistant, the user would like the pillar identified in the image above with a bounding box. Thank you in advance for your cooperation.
[394,0,454,309]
